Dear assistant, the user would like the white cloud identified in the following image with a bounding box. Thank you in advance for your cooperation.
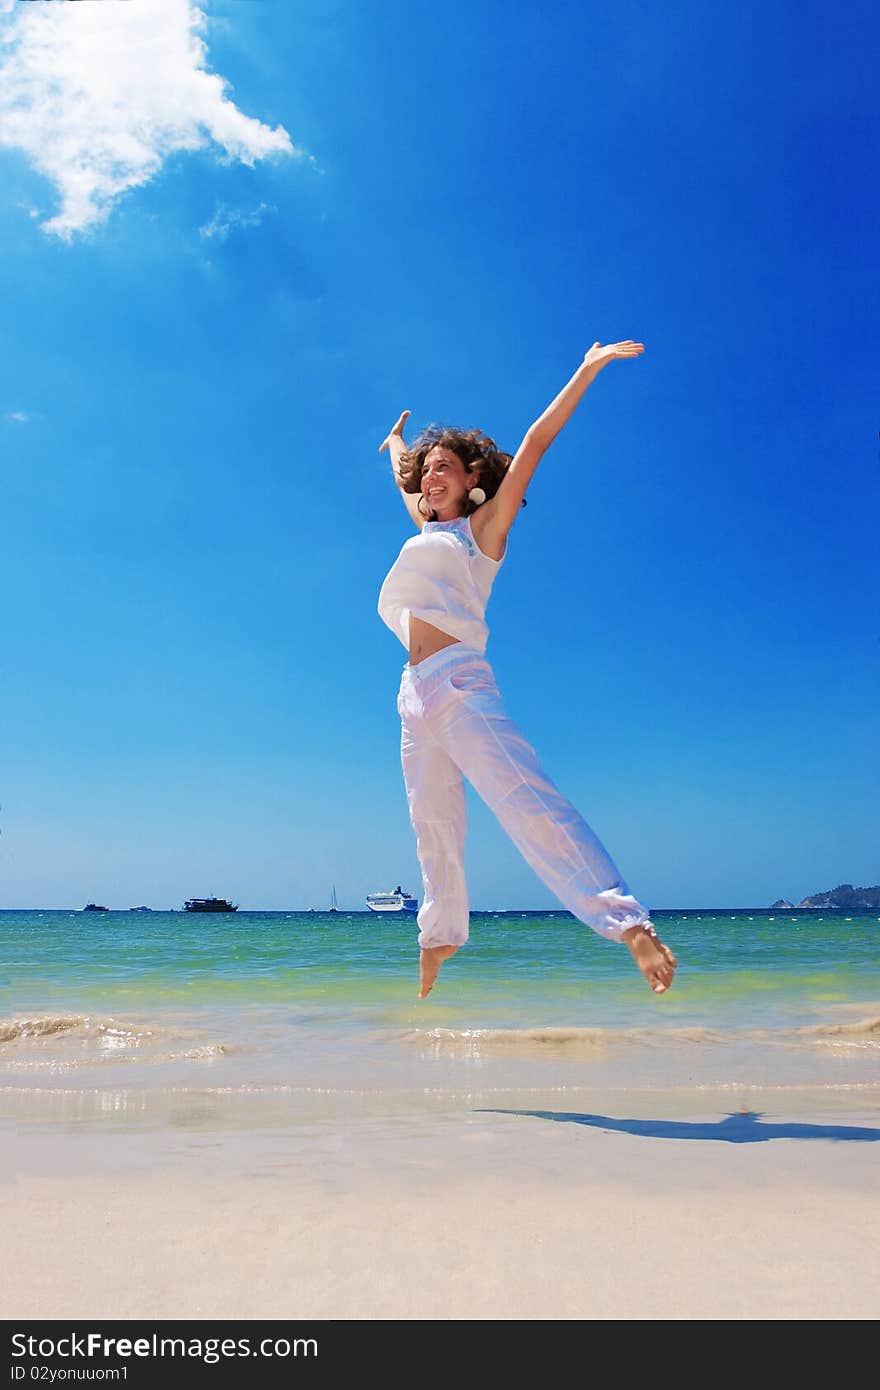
[199,199,274,242]
[0,0,296,239]
[5,412,29,424]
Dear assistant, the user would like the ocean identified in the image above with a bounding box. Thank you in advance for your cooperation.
[2,908,878,1130]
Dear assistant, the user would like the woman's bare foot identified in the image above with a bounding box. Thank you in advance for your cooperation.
[419,944,459,999]
[622,924,677,994]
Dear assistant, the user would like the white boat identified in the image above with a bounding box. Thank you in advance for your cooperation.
[329,885,338,913]
[365,886,418,913]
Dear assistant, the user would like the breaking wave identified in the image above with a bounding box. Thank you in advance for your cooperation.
[401,1018,880,1055]
[0,1014,230,1069]
[402,1024,724,1054]
[0,1015,87,1042]
[790,1016,880,1040]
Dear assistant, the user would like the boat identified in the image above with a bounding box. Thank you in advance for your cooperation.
[329,885,338,912]
[365,886,419,913]
[183,897,238,913]
[83,903,109,912]
[129,906,153,913]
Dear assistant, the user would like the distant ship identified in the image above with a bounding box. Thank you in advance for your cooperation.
[83,903,109,912]
[129,906,153,913]
[365,886,418,913]
[183,897,238,913]
[329,885,339,913]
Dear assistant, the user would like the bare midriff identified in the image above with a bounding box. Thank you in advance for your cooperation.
[408,615,461,667]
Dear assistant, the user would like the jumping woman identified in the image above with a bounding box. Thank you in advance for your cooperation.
[378,340,677,1000]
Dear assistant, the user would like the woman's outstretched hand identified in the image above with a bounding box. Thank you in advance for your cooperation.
[583,340,645,370]
[378,410,411,453]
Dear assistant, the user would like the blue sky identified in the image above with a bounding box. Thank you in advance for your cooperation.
[1,0,877,910]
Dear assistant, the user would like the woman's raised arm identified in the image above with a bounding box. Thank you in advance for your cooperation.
[484,340,644,535]
[378,409,424,529]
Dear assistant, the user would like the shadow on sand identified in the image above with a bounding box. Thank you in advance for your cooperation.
[476,1109,880,1144]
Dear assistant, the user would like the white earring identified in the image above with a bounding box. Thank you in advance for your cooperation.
[468,487,486,506]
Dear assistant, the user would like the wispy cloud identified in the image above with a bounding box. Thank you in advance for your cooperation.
[199,200,275,242]
[0,0,296,239]
[5,411,29,424]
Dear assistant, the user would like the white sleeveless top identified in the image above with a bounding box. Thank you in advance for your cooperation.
[377,514,505,653]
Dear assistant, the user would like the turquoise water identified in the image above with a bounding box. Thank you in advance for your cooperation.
[2,907,878,1019]
[2,908,878,1121]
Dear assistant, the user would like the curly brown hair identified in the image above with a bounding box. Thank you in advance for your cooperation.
[397,424,527,521]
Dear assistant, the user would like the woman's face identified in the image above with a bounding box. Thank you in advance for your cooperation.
[421,445,474,519]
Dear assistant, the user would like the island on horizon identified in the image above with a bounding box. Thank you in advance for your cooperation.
[770,883,880,911]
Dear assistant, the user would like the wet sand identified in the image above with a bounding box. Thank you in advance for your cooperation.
[3,1089,879,1321]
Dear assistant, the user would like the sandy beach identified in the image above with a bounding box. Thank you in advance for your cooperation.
[4,1086,879,1322]
[4,912,879,1321]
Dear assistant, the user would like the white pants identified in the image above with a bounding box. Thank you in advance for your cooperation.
[397,643,652,949]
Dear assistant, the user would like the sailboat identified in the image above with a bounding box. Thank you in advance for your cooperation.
[329,885,338,912]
